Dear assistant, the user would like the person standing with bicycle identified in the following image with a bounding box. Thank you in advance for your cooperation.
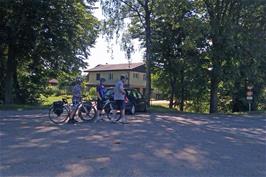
[68,77,83,124]
[114,75,127,123]
[95,78,106,122]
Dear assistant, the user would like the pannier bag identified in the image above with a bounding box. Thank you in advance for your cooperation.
[53,101,64,116]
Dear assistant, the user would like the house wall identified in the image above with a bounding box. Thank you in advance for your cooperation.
[129,71,146,88]
[88,71,129,86]
[87,70,146,93]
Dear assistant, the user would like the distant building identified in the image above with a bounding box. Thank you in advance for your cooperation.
[48,79,59,86]
[84,62,146,93]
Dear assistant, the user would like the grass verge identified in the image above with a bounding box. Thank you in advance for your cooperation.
[0,95,69,110]
[149,105,177,113]
[0,104,49,111]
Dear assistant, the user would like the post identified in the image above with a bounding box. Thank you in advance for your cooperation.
[246,85,253,112]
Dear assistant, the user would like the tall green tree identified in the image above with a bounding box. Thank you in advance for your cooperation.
[151,0,189,109]
[200,0,243,113]
[0,0,99,104]
[151,0,209,111]
[225,1,266,112]
[101,0,155,105]
[193,0,266,112]
[150,0,265,113]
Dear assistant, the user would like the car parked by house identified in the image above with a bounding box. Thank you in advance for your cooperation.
[104,88,147,114]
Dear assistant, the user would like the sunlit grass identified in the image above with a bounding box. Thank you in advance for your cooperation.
[39,94,72,106]
[0,95,71,110]
[149,105,177,113]
[149,100,177,113]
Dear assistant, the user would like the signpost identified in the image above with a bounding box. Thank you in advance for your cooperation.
[246,85,253,112]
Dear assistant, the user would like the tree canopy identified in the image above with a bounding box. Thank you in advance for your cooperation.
[1,0,265,113]
[0,0,99,104]
[102,0,265,113]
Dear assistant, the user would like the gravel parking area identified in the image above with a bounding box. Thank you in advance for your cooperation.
[0,110,265,177]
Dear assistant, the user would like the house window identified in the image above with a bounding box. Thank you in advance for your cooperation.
[96,73,100,80]
[133,73,139,79]
[109,73,113,80]
[143,74,146,80]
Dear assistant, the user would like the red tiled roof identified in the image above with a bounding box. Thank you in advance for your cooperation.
[85,62,144,72]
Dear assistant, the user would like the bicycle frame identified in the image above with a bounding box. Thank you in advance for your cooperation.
[62,99,92,119]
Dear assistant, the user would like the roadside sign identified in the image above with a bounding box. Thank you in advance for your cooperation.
[246,96,253,100]
[246,85,253,101]
[246,85,253,112]
[247,86,253,90]
[246,91,253,96]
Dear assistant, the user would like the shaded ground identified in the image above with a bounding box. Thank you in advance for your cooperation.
[0,110,265,177]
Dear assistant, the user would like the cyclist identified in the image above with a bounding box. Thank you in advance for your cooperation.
[68,77,82,124]
[114,75,127,123]
[95,78,106,122]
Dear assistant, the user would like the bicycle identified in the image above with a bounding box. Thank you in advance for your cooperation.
[49,98,96,124]
[97,96,122,122]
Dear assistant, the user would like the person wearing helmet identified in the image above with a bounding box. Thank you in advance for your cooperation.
[68,77,82,124]
[95,78,106,122]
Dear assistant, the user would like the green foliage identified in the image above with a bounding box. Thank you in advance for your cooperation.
[150,0,265,113]
[85,87,97,100]
[39,94,72,106]
[150,0,208,111]
[101,0,155,103]
[1,0,99,104]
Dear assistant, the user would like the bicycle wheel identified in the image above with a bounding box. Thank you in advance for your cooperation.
[106,102,121,122]
[49,105,69,124]
[78,104,96,122]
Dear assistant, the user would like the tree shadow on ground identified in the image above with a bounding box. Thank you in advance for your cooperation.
[0,110,265,177]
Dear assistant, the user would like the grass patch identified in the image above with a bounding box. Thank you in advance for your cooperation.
[0,104,49,110]
[0,95,71,111]
[149,105,177,113]
[149,100,177,113]
[40,94,72,106]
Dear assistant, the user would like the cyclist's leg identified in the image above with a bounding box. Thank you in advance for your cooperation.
[95,99,104,122]
[120,100,127,123]
[68,98,79,123]
[112,100,123,122]
[106,100,117,122]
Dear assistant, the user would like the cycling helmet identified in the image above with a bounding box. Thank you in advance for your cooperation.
[120,75,126,80]
[100,78,106,83]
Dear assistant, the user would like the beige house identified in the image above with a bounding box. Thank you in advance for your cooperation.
[85,62,146,93]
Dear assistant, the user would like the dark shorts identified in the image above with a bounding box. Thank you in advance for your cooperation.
[116,100,125,110]
[97,99,104,110]
[72,97,81,109]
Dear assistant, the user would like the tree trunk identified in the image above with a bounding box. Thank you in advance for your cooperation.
[0,46,5,91]
[232,80,241,112]
[169,76,176,109]
[4,43,16,104]
[144,0,152,106]
[209,67,218,113]
[180,69,185,111]
[13,67,24,104]
[252,83,262,111]
[169,90,174,109]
